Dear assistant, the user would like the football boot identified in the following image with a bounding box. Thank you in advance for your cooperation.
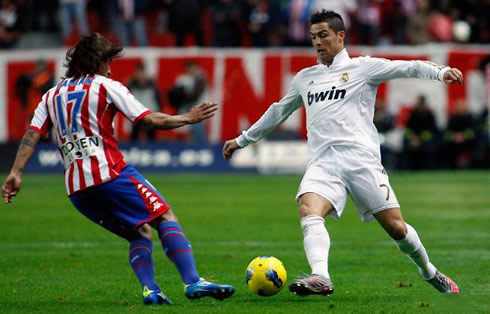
[185,278,235,300]
[426,271,459,293]
[289,273,334,296]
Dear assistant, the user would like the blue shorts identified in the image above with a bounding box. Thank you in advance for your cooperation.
[70,165,170,237]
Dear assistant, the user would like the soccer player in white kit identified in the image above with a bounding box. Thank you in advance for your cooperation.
[223,10,462,295]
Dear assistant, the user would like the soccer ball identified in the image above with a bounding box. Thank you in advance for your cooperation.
[246,256,287,296]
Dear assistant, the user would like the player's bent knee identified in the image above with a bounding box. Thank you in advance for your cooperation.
[120,227,152,242]
[161,209,178,222]
[298,193,334,218]
[375,208,407,240]
[388,220,407,240]
[148,210,178,228]
[137,223,153,240]
[298,203,326,218]
[299,203,314,218]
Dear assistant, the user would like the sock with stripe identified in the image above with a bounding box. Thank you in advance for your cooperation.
[158,221,200,285]
[129,238,160,291]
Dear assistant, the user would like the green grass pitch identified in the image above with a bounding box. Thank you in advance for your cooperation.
[0,171,488,313]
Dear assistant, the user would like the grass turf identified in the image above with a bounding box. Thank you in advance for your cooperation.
[0,171,488,313]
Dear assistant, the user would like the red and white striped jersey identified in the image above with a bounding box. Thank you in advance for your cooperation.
[29,74,151,195]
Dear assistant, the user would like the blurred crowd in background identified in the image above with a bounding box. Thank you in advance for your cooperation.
[2,0,489,171]
[1,0,489,49]
[14,56,490,170]
[374,93,488,170]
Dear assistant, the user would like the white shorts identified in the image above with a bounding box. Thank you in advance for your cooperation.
[296,146,400,222]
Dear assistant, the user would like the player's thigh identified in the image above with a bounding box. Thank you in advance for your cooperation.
[70,166,171,240]
[298,192,335,218]
[121,165,171,207]
[296,163,348,220]
[118,166,179,227]
[112,166,172,223]
[344,152,400,222]
[70,191,142,241]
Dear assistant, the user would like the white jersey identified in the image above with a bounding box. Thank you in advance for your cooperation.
[235,49,449,162]
[30,74,151,195]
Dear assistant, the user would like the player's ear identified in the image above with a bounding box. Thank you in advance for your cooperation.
[337,30,345,42]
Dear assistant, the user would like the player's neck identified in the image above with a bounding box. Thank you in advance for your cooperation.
[321,48,344,67]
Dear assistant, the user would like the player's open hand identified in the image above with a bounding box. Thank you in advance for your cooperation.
[223,139,241,160]
[186,102,218,124]
[2,172,22,204]
[443,68,463,85]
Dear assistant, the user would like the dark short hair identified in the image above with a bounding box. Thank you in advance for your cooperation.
[64,33,123,78]
[310,10,345,33]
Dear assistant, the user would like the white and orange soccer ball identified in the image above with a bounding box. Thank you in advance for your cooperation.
[246,256,287,296]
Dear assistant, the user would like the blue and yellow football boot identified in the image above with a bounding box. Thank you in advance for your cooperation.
[184,278,235,300]
[143,286,172,305]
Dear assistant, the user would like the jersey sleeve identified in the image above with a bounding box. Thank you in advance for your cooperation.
[360,56,451,84]
[236,77,303,147]
[104,79,152,124]
[29,92,52,137]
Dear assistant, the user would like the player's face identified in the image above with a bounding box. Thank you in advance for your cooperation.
[310,22,345,65]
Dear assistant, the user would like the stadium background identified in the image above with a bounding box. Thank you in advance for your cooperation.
[0,0,488,173]
[0,1,489,313]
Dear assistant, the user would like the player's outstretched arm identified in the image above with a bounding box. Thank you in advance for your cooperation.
[222,77,302,161]
[442,68,463,85]
[140,102,218,130]
[362,57,462,84]
[222,139,241,160]
[2,129,41,204]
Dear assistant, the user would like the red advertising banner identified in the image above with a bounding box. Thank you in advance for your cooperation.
[1,47,488,143]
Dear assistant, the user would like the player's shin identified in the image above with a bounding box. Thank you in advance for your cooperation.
[158,221,200,285]
[129,238,160,291]
[394,223,437,280]
[301,215,331,279]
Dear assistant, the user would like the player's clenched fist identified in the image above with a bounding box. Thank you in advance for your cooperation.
[443,68,463,85]
[186,102,218,124]
[223,140,241,160]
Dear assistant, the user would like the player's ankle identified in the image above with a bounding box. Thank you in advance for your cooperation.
[418,264,437,280]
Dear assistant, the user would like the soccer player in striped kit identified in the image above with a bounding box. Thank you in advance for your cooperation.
[2,33,234,305]
[223,10,462,296]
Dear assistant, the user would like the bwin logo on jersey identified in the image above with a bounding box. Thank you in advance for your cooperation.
[307,86,346,105]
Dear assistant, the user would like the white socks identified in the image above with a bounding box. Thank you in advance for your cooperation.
[301,215,330,279]
[395,223,437,280]
[301,217,436,281]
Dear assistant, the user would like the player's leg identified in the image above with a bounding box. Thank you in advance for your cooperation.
[289,161,347,296]
[149,211,235,300]
[374,208,437,278]
[344,147,457,293]
[289,192,337,296]
[298,192,335,279]
[110,165,233,300]
[148,211,200,285]
[126,224,172,305]
[374,208,459,293]
[70,167,173,305]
